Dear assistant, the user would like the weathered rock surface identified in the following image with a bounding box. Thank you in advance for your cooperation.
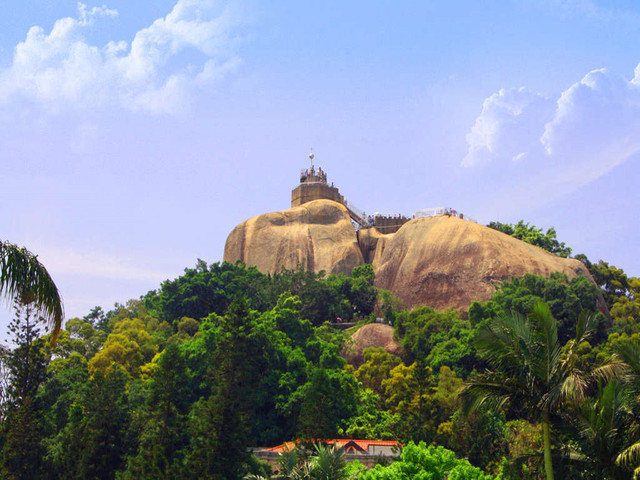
[368,215,591,311]
[343,323,402,365]
[224,199,364,275]
[224,199,592,312]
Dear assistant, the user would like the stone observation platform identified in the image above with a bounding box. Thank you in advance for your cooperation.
[291,159,344,207]
[291,153,476,234]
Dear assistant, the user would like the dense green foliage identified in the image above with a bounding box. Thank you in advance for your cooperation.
[394,307,477,377]
[1,303,48,480]
[469,272,607,343]
[487,221,572,258]
[1,228,640,480]
[144,261,377,327]
[574,255,633,310]
[461,303,601,480]
[359,442,493,480]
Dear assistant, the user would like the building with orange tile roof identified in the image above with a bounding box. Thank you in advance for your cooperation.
[254,439,401,470]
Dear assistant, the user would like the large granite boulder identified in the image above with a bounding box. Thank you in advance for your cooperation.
[224,199,364,275]
[224,199,594,312]
[363,215,591,311]
[343,323,402,366]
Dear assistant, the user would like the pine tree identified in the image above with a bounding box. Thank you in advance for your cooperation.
[122,343,190,479]
[0,300,49,480]
[183,299,261,479]
[55,367,130,480]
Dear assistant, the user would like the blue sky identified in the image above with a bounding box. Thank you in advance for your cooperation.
[1,0,640,334]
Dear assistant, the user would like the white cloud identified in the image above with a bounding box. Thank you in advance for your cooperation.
[462,87,554,167]
[462,63,640,193]
[541,68,640,186]
[77,3,118,26]
[0,0,242,114]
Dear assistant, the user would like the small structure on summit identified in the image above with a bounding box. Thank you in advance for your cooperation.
[368,213,411,234]
[291,152,345,208]
[291,152,476,231]
[224,153,592,312]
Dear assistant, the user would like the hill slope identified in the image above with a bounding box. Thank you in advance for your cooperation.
[362,215,590,311]
[224,199,591,311]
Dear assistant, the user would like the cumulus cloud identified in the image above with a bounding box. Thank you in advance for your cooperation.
[77,3,118,25]
[541,68,640,185]
[0,0,242,114]
[462,63,640,193]
[462,87,554,167]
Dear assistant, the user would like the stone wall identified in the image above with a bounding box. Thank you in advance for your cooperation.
[291,182,345,207]
[372,215,410,234]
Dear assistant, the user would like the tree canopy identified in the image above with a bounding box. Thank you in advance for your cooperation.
[1,230,639,479]
[487,221,572,258]
[0,240,64,342]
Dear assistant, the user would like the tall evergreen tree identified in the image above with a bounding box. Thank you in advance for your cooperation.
[122,343,190,479]
[0,301,49,480]
[184,299,262,479]
[54,366,131,480]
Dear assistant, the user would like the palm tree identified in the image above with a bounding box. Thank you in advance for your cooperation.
[571,379,632,479]
[307,443,348,480]
[614,341,640,478]
[460,302,598,480]
[0,240,63,343]
[245,443,350,480]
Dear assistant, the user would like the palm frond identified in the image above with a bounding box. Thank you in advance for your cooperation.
[617,341,640,383]
[529,302,564,388]
[459,372,521,414]
[617,442,640,467]
[0,240,64,343]
[592,360,628,384]
[475,312,533,372]
[531,301,557,353]
[278,448,299,476]
[311,443,347,479]
[559,371,589,404]
[574,310,597,345]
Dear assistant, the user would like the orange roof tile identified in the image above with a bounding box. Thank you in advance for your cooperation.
[262,439,400,453]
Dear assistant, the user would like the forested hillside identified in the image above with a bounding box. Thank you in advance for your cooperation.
[2,225,640,480]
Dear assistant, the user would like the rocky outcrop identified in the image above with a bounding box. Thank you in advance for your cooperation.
[367,215,590,311]
[224,199,592,312]
[357,227,393,265]
[343,323,402,366]
[224,199,364,275]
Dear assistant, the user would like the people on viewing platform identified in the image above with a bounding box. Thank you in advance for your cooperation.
[357,209,476,231]
[300,165,328,184]
[295,158,476,226]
